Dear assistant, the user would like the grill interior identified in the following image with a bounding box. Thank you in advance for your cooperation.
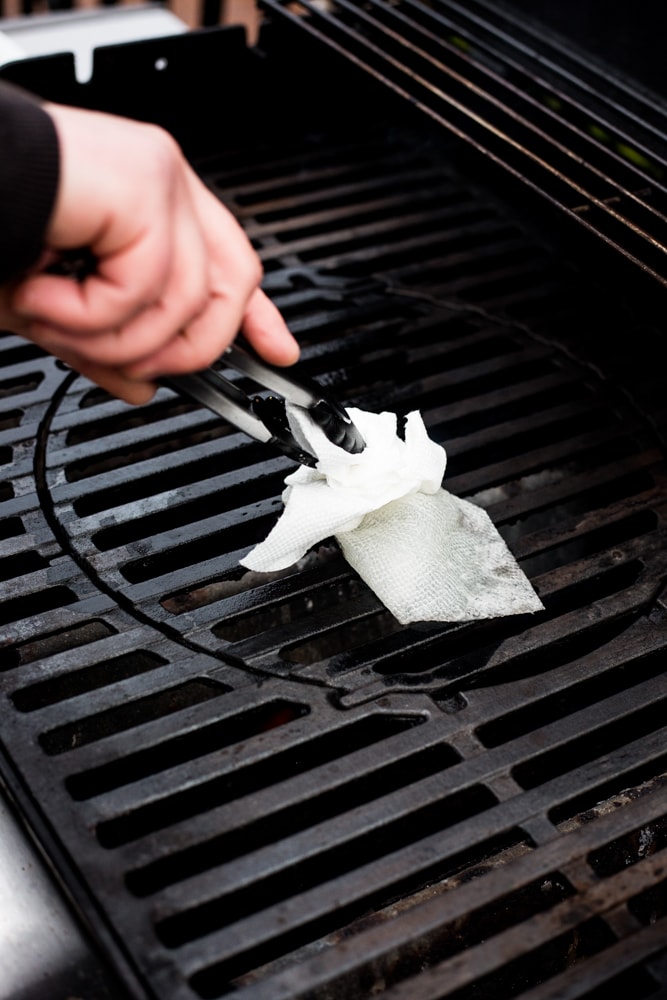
[2,5,667,1000]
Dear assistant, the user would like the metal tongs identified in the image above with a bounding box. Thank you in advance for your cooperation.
[160,343,366,468]
[47,251,365,464]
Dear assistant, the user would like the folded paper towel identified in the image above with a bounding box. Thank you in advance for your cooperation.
[241,405,544,624]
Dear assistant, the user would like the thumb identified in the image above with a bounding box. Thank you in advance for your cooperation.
[241,289,300,367]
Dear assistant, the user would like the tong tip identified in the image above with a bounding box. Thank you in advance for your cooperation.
[309,400,366,454]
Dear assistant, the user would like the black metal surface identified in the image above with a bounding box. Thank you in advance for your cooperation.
[2,12,667,1000]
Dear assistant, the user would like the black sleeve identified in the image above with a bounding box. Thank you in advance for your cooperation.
[0,81,60,284]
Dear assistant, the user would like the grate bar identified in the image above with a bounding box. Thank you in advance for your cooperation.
[150,681,667,921]
[217,784,667,1000]
[379,866,667,1000]
[174,733,667,980]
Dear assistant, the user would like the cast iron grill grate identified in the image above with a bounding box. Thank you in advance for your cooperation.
[33,120,667,705]
[258,0,667,286]
[1,13,667,1000]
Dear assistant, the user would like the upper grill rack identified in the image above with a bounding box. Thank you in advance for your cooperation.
[259,0,667,286]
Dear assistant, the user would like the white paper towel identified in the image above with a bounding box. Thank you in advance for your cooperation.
[241,405,544,624]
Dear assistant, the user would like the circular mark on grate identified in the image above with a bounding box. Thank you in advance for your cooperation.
[39,304,667,701]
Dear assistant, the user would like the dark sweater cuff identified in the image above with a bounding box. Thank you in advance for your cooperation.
[0,82,60,284]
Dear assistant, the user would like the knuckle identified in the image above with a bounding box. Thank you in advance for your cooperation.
[186,285,210,323]
[235,253,263,296]
[249,256,264,289]
[141,124,181,185]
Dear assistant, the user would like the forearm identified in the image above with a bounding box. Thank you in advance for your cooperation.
[0,81,60,283]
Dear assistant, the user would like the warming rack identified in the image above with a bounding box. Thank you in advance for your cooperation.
[259,0,667,286]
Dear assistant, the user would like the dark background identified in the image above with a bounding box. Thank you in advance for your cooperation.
[501,0,667,97]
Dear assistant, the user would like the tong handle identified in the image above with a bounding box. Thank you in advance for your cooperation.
[159,368,318,467]
[160,368,270,442]
[224,344,315,408]
[160,343,365,467]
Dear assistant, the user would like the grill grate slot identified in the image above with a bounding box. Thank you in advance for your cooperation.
[0,409,22,432]
[127,741,456,897]
[63,418,237,483]
[11,649,168,711]
[1,620,117,670]
[0,585,79,628]
[65,698,309,800]
[70,439,284,518]
[0,516,25,541]
[40,679,231,755]
[0,371,44,399]
[65,396,198,447]
[513,695,667,793]
[478,642,667,749]
[589,810,667,879]
[98,713,421,850]
[629,878,667,927]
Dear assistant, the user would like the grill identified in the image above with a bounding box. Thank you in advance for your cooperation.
[2,3,667,998]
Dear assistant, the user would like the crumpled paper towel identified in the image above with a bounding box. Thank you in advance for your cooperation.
[241,405,544,624]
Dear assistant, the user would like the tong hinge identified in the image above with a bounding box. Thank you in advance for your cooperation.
[160,344,365,467]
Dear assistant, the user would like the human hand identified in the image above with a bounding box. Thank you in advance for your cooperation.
[0,102,299,404]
